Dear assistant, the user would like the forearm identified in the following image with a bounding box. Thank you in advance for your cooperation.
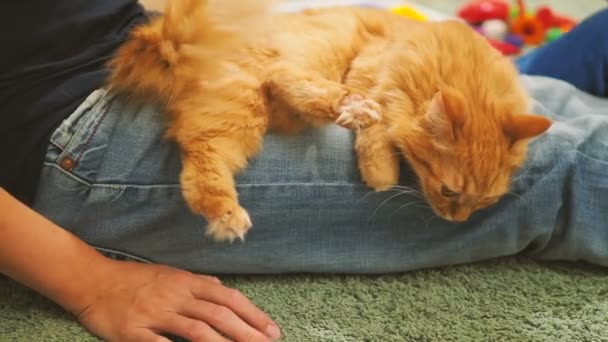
[0,188,110,315]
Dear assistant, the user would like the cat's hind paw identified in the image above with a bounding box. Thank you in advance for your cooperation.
[336,94,381,130]
[206,206,252,242]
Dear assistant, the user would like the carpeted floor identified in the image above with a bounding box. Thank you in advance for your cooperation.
[2,258,608,341]
[3,1,608,341]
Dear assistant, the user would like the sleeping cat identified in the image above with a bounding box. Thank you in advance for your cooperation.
[109,0,551,241]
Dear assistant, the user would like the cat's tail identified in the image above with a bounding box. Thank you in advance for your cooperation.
[108,0,273,104]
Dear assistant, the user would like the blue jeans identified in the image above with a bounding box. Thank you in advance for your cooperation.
[33,14,608,274]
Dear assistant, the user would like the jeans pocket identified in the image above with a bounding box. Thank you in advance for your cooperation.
[44,89,116,185]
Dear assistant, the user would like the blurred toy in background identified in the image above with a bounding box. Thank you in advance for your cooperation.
[390,5,428,21]
[459,0,509,22]
[457,0,578,56]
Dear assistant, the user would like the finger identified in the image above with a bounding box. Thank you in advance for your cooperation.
[128,328,172,342]
[154,313,230,342]
[198,275,222,284]
[182,300,271,342]
[190,282,281,341]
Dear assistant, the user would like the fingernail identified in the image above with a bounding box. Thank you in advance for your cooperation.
[265,323,281,340]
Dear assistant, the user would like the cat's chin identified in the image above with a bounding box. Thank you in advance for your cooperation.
[436,212,461,223]
[428,204,472,223]
[438,213,467,223]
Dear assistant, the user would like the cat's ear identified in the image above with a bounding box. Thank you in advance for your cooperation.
[425,92,464,141]
[503,114,552,142]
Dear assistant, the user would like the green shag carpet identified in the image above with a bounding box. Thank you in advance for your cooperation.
[4,2,607,342]
[2,258,608,341]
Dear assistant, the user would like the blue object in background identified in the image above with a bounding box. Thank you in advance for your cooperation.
[517,8,608,97]
[505,33,524,47]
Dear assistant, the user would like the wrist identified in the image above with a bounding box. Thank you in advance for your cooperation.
[0,189,117,316]
[51,251,116,316]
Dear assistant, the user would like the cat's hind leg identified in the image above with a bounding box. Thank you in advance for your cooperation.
[264,62,381,130]
[169,84,268,242]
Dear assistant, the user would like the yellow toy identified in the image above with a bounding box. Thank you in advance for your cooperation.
[390,5,428,21]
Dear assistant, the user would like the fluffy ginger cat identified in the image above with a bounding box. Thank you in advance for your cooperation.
[109,0,551,241]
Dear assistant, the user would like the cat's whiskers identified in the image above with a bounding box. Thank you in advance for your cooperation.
[389,200,429,217]
[390,185,424,199]
[353,188,382,208]
[511,163,534,183]
[370,189,421,219]
[423,213,440,230]
[353,184,423,208]
[505,191,524,201]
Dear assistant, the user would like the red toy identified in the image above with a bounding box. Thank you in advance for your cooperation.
[458,0,578,56]
[509,0,544,45]
[535,5,577,32]
[458,0,509,24]
[488,38,521,55]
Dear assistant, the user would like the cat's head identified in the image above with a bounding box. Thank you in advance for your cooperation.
[391,89,551,222]
[377,20,552,222]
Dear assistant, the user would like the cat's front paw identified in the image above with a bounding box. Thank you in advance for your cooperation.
[356,131,400,191]
[364,172,399,191]
[336,94,381,130]
[359,161,399,191]
[206,205,252,242]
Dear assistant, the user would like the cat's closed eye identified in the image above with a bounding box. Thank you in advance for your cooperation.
[440,185,459,198]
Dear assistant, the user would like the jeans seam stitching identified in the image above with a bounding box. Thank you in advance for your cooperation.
[238,183,367,187]
[74,100,112,164]
[43,163,92,187]
[42,164,370,189]
[50,139,63,151]
[49,90,110,159]
[574,149,608,166]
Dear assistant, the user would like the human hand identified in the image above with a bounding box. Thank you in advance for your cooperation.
[74,260,281,342]
[0,189,279,341]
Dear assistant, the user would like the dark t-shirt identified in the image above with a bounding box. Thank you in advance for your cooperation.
[0,1,146,205]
